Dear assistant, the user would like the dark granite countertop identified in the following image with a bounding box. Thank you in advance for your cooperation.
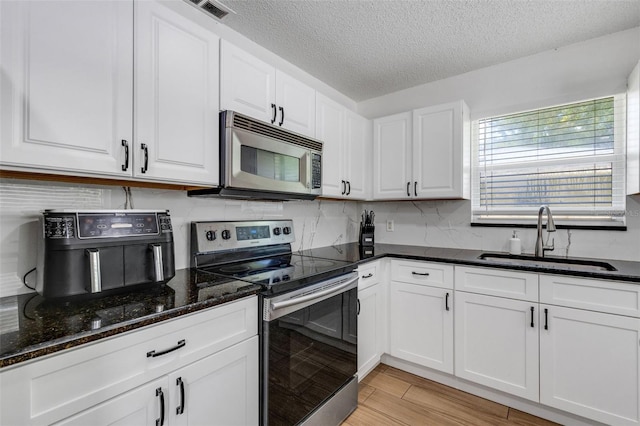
[2,243,638,369]
[0,269,261,368]
[299,243,640,283]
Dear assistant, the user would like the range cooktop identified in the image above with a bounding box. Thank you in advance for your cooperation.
[191,220,355,295]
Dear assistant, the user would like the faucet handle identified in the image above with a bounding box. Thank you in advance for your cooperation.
[544,237,555,252]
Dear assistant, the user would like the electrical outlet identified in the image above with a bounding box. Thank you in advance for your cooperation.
[386,220,394,232]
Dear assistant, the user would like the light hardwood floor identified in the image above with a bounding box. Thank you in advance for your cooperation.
[343,364,559,426]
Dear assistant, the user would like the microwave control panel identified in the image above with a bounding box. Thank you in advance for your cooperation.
[311,153,322,189]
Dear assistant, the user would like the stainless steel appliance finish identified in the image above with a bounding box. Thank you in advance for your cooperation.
[190,220,357,425]
[37,210,175,299]
[188,111,323,200]
[261,272,358,425]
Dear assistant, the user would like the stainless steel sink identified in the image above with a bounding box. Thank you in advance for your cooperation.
[477,253,617,272]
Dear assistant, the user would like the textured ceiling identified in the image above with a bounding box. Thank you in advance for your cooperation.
[218,0,640,102]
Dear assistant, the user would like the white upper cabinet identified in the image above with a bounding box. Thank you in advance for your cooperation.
[628,60,640,195]
[413,101,470,199]
[373,112,413,199]
[344,110,372,199]
[0,0,220,186]
[0,0,133,177]
[373,101,470,200]
[134,1,219,185]
[220,41,316,138]
[275,70,316,137]
[316,94,371,199]
[316,93,345,197]
[220,41,276,123]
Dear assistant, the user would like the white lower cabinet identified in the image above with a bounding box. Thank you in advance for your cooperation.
[54,377,166,426]
[539,274,640,425]
[0,297,258,426]
[389,260,454,373]
[358,282,383,379]
[55,337,258,426]
[357,261,384,379]
[454,291,539,401]
[453,268,640,424]
[540,306,639,425]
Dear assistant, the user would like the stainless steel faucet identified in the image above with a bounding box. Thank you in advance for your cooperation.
[535,205,556,257]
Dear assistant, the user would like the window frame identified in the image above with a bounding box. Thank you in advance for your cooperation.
[471,94,627,229]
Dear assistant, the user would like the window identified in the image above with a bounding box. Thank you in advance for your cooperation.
[472,95,626,228]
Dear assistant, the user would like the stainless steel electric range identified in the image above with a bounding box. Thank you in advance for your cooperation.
[191,220,358,426]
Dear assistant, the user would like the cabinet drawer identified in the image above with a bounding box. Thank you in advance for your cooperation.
[358,260,381,290]
[0,296,257,426]
[540,275,640,317]
[455,266,538,302]
[391,259,453,289]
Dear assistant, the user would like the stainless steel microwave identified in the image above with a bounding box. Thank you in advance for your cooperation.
[188,111,322,200]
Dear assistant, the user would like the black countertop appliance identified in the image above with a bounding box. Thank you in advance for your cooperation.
[36,210,175,299]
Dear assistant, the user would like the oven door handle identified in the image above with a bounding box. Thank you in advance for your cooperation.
[271,276,358,312]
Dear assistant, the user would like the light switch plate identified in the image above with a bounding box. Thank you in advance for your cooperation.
[386,220,394,232]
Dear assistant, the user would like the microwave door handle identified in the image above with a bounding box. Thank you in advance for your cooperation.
[151,244,165,281]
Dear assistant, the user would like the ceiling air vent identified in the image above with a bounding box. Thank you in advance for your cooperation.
[184,0,235,21]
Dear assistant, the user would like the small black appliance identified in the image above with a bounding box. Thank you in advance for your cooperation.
[36,210,175,299]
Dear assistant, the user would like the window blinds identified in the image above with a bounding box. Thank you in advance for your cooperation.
[472,95,626,227]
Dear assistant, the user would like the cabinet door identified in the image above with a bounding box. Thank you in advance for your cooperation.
[168,336,259,426]
[345,111,371,200]
[358,283,383,380]
[540,305,640,425]
[373,112,413,199]
[220,41,276,123]
[316,93,346,198]
[0,0,133,177]
[53,378,167,426]
[275,70,315,138]
[134,1,219,185]
[389,282,453,373]
[454,291,539,401]
[413,101,469,199]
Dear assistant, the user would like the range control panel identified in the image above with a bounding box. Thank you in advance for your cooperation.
[192,220,295,253]
[43,210,172,239]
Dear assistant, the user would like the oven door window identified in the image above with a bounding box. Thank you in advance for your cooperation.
[264,288,357,425]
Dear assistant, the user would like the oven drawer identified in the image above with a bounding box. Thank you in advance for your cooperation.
[0,296,257,426]
[391,259,453,289]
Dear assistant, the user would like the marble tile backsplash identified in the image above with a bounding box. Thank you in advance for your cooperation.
[0,179,359,297]
[1,178,638,297]
[364,196,640,263]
